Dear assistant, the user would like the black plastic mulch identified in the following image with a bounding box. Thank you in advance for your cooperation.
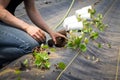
[59,0,120,80]
[0,0,120,80]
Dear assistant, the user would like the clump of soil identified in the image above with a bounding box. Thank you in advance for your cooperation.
[48,30,67,47]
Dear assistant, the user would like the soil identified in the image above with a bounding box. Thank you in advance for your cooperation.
[48,30,67,47]
[48,52,62,59]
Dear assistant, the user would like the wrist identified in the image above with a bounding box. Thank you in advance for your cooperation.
[48,31,54,36]
[46,28,54,35]
[23,24,32,32]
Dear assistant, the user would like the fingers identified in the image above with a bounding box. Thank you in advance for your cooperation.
[37,30,46,41]
[53,37,57,44]
[32,30,46,43]
[60,34,68,40]
[26,26,46,43]
[57,33,68,40]
[52,32,68,45]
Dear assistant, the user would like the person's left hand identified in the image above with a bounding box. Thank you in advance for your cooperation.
[49,32,67,44]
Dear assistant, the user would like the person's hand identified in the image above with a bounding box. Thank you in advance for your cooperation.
[26,26,46,42]
[49,32,67,44]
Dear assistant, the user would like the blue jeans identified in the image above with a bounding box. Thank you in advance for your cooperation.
[0,22,40,66]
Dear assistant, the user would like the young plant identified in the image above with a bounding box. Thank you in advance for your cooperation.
[14,69,21,80]
[33,44,52,69]
[23,59,29,68]
[56,62,66,70]
[66,8,108,52]
[32,44,68,70]
[34,51,50,69]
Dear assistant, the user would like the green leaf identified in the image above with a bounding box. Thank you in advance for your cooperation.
[88,27,93,33]
[84,37,89,44]
[108,43,111,48]
[57,62,66,70]
[17,77,21,80]
[34,52,50,69]
[83,20,90,27]
[90,32,99,40]
[80,43,87,52]
[96,21,102,27]
[50,48,56,52]
[44,61,51,69]
[76,15,82,22]
[35,59,42,67]
[75,37,81,45]
[14,70,21,74]
[67,41,73,47]
[23,59,28,66]
[40,53,49,60]
[41,44,49,49]
[97,14,103,19]
[88,9,96,16]
[98,43,102,48]
[98,24,106,31]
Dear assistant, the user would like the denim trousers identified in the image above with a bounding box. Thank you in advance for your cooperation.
[0,22,40,66]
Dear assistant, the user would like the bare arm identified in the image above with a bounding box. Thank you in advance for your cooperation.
[24,0,66,43]
[24,0,53,35]
[0,0,46,42]
[0,0,31,31]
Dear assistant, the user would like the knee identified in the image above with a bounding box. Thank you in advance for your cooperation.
[19,41,39,54]
[0,42,39,65]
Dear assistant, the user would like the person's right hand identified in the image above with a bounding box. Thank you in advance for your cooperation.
[25,26,46,43]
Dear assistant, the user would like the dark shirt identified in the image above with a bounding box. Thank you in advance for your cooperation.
[0,0,23,23]
[6,0,24,15]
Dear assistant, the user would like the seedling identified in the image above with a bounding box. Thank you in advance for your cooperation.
[23,59,29,68]
[32,43,68,71]
[33,44,59,69]
[14,69,21,80]
[66,8,109,52]
[33,44,52,69]
[34,52,50,69]
[56,62,66,70]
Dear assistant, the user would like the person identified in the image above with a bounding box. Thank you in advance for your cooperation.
[0,0,66,68]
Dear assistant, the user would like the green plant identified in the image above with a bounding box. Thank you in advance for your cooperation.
[56,62,66,70]
[33,44,58,69]
[23,59,29,67]
[33,44,51,69]
[14,69,21,80]
[33,44,67,70]
[34,51,50,69]
[66,8,108,52]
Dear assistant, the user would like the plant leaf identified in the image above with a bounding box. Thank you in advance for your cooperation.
[98,43,102,48]
[84,37,89,44]
[80,43,87,52]
[90,32,99,40]
[50,48,56,52]
[44,61,51,69]
[57,62,66,70]
[23,59,28,66]
[41,44,49,49]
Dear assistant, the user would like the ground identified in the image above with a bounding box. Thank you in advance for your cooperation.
[0,0,120,80]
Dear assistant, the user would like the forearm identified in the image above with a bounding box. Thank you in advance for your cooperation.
[26,8,53,35]
[0,9,31,31]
